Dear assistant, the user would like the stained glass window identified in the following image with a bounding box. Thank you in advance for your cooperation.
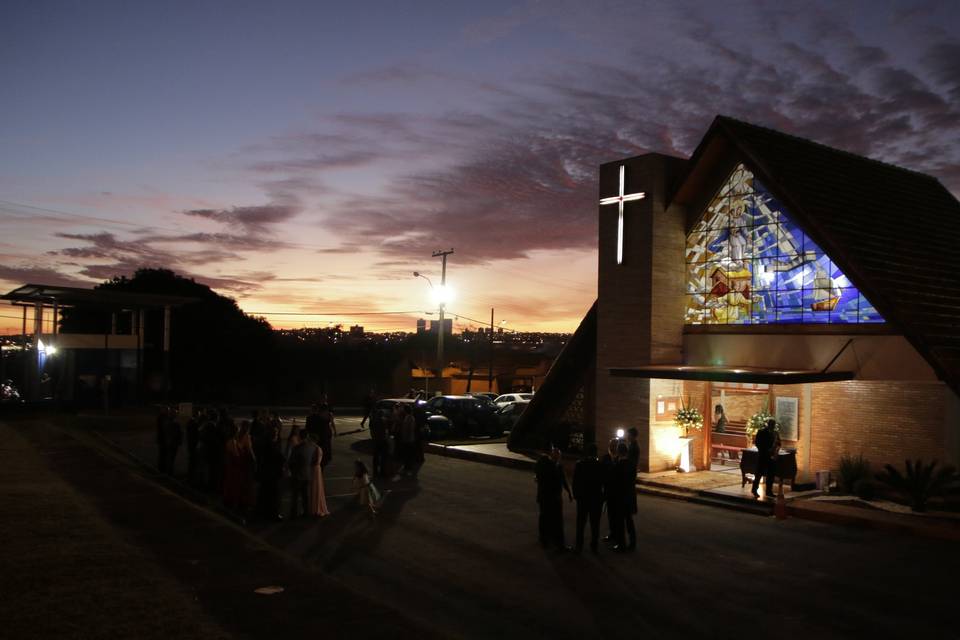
[684,164,884,325]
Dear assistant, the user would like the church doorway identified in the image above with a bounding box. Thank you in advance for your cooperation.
[706,382,771,469]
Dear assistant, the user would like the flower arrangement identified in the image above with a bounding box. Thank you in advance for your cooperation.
[745,408,779,443]
[674,401,703,437]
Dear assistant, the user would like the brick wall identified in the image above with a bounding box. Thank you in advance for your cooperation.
[809,380,947,473]
[595,154,687,472]
[595,376,650,462]
[649,379,682,470]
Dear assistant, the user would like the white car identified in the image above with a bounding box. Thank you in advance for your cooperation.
[493,393,533,408]
[497,399,530,430]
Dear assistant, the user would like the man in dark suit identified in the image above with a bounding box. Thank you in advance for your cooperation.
[626,427,640,473]
[163,409,182,476]
[601,438,620,544]
[369,404,389,478]
[614,442,637,552]
[572,443,604,553]
[155,405,169,473]
[535,445,572,550]
[752,418,780,498]
[288,429,317,518]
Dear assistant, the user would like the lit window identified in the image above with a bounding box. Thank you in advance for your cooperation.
[684,164,883,325]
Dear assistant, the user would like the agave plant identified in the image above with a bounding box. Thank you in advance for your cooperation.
[875,459,957,512]
[838,454,871,495]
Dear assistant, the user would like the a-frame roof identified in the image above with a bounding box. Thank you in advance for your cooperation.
[672,115,960,395]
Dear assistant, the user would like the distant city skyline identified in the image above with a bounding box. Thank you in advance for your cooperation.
[3,1,959,333]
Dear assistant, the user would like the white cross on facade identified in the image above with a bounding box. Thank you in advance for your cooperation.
[599,164,645,265]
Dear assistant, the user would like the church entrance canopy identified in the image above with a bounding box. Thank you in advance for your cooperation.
[609,365,853,385]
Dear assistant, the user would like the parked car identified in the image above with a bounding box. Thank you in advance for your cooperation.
[422,394,503,438]
[465,391,498,402]
[493,392,534,408]
[497,399,530,431]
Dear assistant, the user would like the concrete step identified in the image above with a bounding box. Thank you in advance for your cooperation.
[690,493,773,516]
[635,484,695,502]
[636,481,773,516]
[635,478,700,495]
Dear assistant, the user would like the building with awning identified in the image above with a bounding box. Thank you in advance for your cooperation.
[1,283,196,405]
[511,116,960,487]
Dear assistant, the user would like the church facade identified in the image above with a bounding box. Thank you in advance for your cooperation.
[513,116,960,483]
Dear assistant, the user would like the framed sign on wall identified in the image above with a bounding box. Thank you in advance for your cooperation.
[775,396,799,441]
[656,396,680,420]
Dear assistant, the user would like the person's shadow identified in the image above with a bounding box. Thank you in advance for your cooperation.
[305,479,421,572]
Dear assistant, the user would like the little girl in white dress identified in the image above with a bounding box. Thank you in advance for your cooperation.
[353,460,381,515]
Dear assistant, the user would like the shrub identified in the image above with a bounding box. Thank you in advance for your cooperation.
[875,459,957,512]
[838,454,871,494]
[853,478,876,501]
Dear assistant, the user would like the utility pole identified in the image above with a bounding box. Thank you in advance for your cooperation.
[432,248,454,394]
[488,308,494,392]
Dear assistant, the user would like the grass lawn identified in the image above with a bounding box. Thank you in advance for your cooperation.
[0,423,232,640]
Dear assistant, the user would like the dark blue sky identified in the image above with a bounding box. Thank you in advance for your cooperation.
[2,0,958,331]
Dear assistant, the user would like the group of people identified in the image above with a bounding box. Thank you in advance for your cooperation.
[364,400,426,480]
[156,403,338,522]
[535,427,640,554]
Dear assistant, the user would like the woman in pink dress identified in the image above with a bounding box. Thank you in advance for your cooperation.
[309,444,330,517]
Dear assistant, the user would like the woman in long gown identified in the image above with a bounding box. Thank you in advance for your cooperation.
[222,422,242,509]
[309,444,330,517]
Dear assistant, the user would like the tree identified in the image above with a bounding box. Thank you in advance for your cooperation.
[61,269,274,403]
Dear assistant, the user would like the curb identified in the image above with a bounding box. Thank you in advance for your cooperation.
[83,428,247,526]
[392,437,960,541]
[786,501,960,542]
[634,482,773,516]
[424,443,537,471]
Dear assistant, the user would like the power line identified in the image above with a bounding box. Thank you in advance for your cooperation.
[0,200,166,231]
[445,310,522,333]
[246,310,429,316]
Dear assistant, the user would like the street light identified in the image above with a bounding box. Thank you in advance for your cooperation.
[414,248,454,394]
[414,272,455,308]
[413,271,432,288]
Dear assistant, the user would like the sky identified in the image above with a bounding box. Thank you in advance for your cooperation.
[2,0,959,334]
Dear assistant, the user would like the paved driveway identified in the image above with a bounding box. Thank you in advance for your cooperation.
[252,426,959,639]
[83,411,959,639]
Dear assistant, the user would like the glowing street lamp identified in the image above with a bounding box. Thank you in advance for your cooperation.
[414,252,454,393]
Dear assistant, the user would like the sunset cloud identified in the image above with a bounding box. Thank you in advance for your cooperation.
[182,204,300,234]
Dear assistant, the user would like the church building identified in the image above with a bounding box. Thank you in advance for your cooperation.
[511,116,960,485]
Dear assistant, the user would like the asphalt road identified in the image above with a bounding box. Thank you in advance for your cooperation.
[84,412,958,639]
[251,419,958,639]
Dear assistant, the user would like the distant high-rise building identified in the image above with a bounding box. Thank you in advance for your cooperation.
[429,318,453,336]
[416,318,427,334]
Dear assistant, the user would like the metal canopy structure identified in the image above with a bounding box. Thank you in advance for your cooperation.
[2,283,198,404]
[609,365,854,385]
[1,283,196,309]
